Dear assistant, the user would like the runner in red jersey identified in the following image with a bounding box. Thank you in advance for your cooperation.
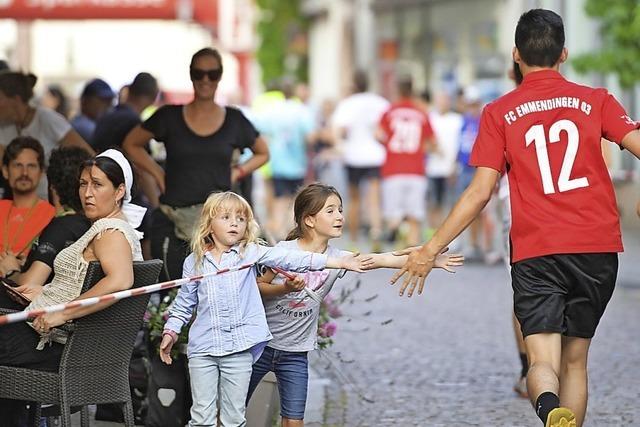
[378,77,434,246]
[390,9,640,427]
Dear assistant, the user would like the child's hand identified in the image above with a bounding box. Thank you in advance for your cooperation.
[284,275,306,292]
[159,333,175,365]
[434,252,464,273]
[340,252,373,272]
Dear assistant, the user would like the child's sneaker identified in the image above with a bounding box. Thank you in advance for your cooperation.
[545,407,576,427]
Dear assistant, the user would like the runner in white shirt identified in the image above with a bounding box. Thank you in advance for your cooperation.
[331,71,389,250]
[427,92,462,231]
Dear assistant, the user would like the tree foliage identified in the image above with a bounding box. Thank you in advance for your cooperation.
[572,0,640,89]
[255,0,309,86]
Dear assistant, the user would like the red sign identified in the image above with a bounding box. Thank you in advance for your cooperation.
[0,0,217,25]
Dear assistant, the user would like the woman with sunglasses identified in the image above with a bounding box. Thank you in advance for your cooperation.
[123,48,269,281]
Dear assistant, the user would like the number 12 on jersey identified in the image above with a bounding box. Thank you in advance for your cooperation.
[525,119,589,195]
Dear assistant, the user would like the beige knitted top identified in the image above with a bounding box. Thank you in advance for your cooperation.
[27,217,143,311]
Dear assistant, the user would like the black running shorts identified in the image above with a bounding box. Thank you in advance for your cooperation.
[346,166,380,185]
[511,253,618,338]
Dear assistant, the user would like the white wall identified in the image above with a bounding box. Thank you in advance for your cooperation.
[307,0,348,104]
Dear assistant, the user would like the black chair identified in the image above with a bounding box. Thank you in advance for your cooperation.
[0,259,163,427]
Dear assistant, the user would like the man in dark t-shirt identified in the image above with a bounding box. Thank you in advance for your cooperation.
[92,72,159,153]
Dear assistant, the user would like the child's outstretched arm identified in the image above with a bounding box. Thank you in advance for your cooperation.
[326,252,371,272]
[256,245,371,274]
[362,248,464,272]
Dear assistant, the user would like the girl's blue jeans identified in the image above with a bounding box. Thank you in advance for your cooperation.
[246,346,309,420]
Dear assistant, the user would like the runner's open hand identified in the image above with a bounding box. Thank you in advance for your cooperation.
[389,246,438,297]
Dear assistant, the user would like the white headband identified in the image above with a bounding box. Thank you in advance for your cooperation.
[95,149,147,235]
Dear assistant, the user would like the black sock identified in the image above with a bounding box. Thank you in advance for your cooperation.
[536,392,560,424]
[520,352,529,378]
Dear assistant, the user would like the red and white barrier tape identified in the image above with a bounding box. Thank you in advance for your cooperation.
[0,263,255,326]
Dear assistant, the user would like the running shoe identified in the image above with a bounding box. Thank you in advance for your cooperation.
[545,407,576,427]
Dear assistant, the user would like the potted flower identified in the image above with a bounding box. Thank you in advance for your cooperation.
[317,294,341,349]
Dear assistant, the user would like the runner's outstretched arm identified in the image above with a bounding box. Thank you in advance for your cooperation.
[621,129,640,159]
[390,166,499,297]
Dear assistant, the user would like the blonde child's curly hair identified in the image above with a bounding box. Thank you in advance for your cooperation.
[191,192,261,267]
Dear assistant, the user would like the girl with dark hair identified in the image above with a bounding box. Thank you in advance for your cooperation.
[247,183,463,427]
[123,48,269,282]
[0,150,144,423]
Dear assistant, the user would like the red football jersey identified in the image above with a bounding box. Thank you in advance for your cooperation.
[379,100,433,177]
[470,70,639,262]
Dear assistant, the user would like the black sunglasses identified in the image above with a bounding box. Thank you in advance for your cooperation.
[190,67,223,81]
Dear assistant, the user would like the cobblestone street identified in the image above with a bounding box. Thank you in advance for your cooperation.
[316,236,640,426]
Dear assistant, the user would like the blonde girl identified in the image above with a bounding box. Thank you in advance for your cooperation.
[159,191,366,427]
[247,183,463,427]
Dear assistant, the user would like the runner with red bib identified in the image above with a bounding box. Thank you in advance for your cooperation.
[378,77,434,247]
[391,9,640,427]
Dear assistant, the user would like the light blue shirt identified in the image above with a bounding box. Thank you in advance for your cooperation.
[255,99,314,179]
[164,242,328,360]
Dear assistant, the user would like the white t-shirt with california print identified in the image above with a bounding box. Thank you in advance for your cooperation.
[261,239,350,352]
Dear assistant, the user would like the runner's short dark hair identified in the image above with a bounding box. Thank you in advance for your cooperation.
[515,9,565,68]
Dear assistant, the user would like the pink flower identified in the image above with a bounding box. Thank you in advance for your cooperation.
[322,296,342,318]
[327,304,342,318]
[322,322,337,337]
[324,322,338,337]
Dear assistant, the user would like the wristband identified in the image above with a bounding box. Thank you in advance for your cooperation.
[162,329,178,344]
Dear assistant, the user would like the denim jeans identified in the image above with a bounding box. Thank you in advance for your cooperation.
[247,346,309,419]
[188,351,253,426]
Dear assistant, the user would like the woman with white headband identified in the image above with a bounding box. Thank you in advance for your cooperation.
[0,149,145,423]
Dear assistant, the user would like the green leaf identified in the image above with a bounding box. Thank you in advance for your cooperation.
[255,0,309,85]
[572,0,640,89]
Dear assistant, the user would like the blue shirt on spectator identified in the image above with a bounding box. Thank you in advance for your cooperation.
[458,113,481,171]
[255,99,314,179]
[70,114,96,143]
[164,242,328,360]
